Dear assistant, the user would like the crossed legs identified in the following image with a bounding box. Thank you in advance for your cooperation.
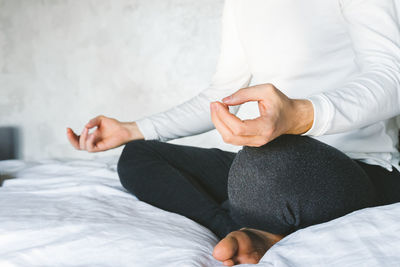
[118,135,395,265]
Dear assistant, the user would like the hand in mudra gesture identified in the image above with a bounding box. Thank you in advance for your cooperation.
[67,115,143,152]
[210,83,314,147]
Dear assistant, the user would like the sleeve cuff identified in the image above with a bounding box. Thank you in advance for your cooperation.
[135,118,160,141]
[302,94,334,137]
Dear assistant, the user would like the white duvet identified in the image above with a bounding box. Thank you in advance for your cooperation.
[0,158,399,267]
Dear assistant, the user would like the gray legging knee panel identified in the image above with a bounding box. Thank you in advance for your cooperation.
[118,135,399,238]
[228,135,378,235]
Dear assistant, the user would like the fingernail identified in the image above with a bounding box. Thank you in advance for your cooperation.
[222,96,232,103]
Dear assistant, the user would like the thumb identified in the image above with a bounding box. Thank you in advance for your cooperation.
[222,87,265,106]
[87,130,104,152]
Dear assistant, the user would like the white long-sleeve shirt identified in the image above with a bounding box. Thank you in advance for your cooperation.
[136,0,400,171]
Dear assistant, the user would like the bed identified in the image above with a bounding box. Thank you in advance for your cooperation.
[1,158,399,266]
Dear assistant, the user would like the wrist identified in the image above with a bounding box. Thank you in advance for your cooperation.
[286,99,314,135]
[123,121,145,142]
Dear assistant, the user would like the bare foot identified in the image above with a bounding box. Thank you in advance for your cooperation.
[212,228,284,266]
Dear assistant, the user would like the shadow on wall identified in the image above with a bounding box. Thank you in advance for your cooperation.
[0,126,21,160]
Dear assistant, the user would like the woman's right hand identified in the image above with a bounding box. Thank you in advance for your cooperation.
[66,115,144,152]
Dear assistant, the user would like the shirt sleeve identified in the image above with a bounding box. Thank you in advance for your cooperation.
[136,0,252,141]
[304,0,400,136]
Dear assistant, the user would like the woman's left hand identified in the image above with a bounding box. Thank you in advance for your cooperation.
[210,83,314,147]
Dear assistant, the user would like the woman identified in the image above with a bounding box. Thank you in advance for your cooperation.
[67,0,400,265]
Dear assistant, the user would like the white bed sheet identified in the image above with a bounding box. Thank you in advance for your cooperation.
[0,158,399,267]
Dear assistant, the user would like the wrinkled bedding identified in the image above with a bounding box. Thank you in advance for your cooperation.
[0,158,399,267]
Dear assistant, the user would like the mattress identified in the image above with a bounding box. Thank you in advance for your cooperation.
[0,158,399,267]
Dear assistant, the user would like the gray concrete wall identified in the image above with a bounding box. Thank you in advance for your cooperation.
[0,0,235,160]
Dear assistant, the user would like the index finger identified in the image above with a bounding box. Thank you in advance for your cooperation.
[85,115,103,129]
[216,103,261,136]
[211,102,264,146]
[222,86,267,106]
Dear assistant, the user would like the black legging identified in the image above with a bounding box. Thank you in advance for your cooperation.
[117,135,400,238]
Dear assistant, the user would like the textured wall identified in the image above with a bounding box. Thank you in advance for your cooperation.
[0,0,240,160]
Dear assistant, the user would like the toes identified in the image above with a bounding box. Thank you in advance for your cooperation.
[236,252,261,265]
[223,259,235,266]
[213,235,239,261]
[214,229,274,265]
